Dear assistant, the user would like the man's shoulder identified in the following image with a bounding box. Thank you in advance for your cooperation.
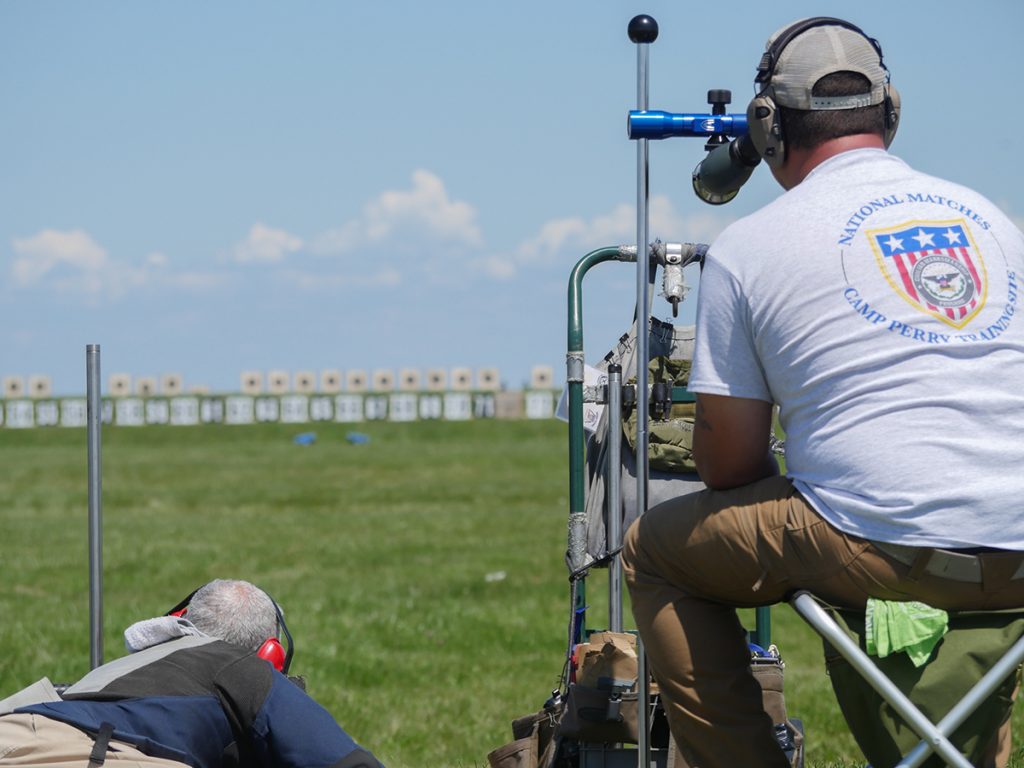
[707,199,792,269]
[63,637,258,698]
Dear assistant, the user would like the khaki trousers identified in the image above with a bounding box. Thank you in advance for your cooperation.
[0,713,190,768]
[622,475,1024,768]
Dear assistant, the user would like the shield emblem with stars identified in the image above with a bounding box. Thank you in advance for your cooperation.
[866,219,987,329]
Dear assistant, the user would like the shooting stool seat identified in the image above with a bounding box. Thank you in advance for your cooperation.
[790,591,1024,767]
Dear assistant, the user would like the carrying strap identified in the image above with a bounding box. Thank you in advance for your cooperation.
[88,722,115,767]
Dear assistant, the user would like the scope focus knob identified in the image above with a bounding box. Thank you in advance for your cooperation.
[628,15,659,44]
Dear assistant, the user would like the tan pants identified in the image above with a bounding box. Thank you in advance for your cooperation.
[0,713,189,768]
[622,475,1024,768]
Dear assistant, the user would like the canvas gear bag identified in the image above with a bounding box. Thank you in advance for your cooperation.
[488,637,803,766]
[488,633,643,766]
[557,632,642,744]
[750,653,805,768]
[486,697,564,768]
[558,685,639,745]
[584,317,704,563]
[822,602,1024,767]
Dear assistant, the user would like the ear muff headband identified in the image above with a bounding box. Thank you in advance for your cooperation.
[755,17,879,86]
[167,583,294,674]
[747,17,898,168]
[268,599,294,674]
[167,587,200,618]
[882,84,900,148]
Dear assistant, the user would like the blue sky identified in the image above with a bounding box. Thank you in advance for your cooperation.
[2,0,1021,394]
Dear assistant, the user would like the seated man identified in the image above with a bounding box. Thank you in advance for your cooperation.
[0,579,383,768]
[622,15,1024,768]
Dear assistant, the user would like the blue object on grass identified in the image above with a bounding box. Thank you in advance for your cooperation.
[293,432,317,445]
[346,432,370,445]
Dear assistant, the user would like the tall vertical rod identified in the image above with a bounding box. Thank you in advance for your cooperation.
[634,38,650,539]
[606,364,623,633]
[634,32,652,768]
[86,344,103,669]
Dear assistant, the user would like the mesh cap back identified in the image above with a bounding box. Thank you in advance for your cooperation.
[764,21,887,110]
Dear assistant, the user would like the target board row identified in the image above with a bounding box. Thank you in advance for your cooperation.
[0,390,558,429]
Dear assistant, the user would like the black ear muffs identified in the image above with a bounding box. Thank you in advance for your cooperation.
[167,584,294,674]
[746,16,898,169]
[747,93,783,168]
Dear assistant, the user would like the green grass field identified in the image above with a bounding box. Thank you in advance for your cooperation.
[1,419,1021,767]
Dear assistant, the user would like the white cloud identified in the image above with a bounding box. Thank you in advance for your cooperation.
[514,216,593,265]
[232,223,303,263]
[477,196,735,280]
[281,267,402,291]
[651,199,734,246]
[8,178,734,301]
[475,255,518,280]
[311,170,482,255]
[8,228,228,299]
[309,221,360,255]
[164,272,229,291]
[367,169,482,245]
[11,229,108,286]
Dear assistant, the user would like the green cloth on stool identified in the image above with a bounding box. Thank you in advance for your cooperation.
[865,598,949,667]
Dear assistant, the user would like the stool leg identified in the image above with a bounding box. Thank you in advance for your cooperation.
[790,592,972,768]
[900,633,1024,768]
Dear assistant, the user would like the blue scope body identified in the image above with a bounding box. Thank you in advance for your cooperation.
[628,110,749,141]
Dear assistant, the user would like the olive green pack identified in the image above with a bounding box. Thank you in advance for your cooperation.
[622,356,696,473]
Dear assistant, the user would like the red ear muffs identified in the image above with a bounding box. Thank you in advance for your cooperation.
[257,637,287,672]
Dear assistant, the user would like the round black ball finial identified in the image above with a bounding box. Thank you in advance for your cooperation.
[627,15,658,44]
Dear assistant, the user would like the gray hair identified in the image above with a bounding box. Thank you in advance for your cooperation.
[186,579,280,650]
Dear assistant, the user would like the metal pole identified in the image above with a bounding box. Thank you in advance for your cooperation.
[606,364,623,633]
[86,344,103,669]
[628,15,658,768]
[633,30,651,532]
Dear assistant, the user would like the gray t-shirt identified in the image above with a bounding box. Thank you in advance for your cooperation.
[689,148,1024,548]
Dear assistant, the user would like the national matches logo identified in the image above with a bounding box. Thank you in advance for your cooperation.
[866,219,987,328]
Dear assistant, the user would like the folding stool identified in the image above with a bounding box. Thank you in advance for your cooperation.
[791,591,1024,767]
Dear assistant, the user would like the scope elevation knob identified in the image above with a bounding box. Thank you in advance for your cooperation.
[707,89,732,117]
[628,15,658,44]
[707,89,732,106]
